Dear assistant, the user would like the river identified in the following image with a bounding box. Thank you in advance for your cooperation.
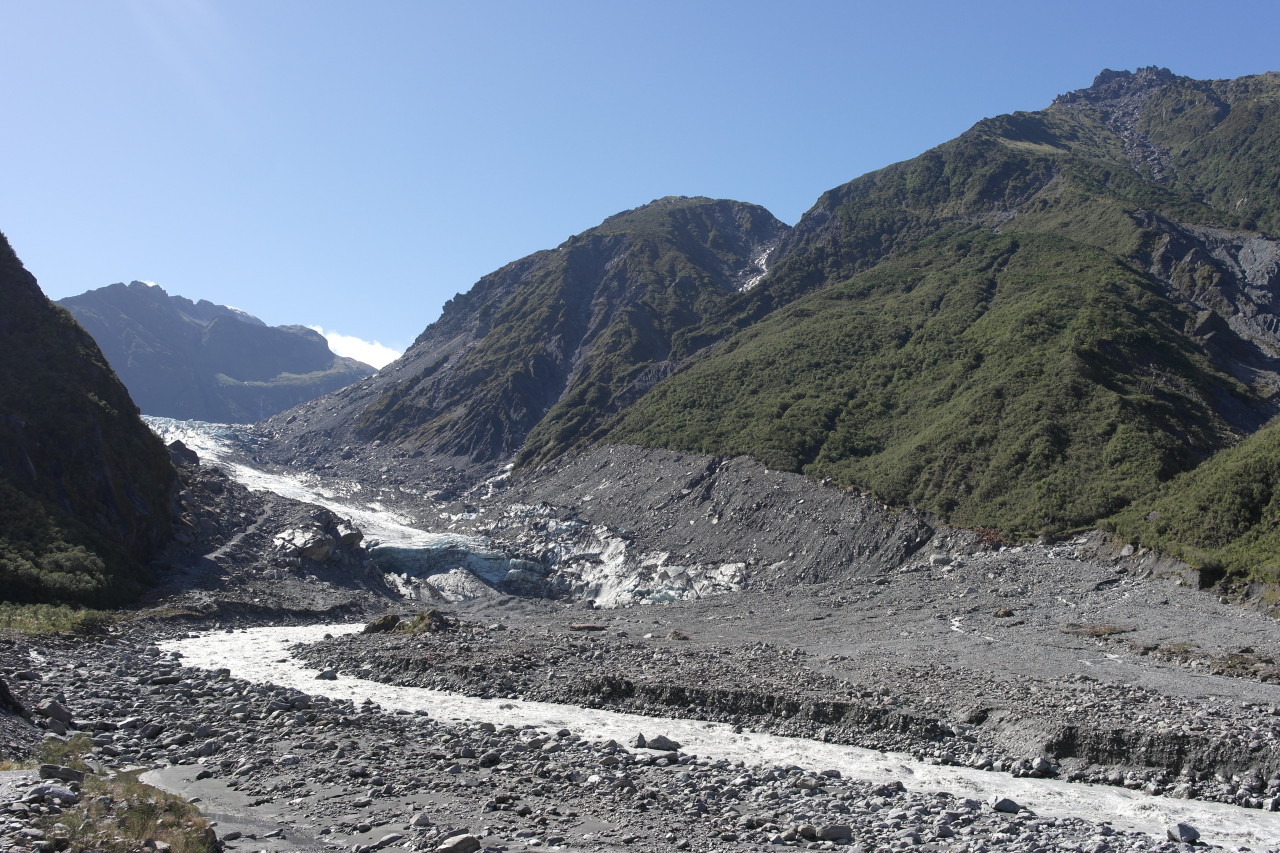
[162,624,1280,850]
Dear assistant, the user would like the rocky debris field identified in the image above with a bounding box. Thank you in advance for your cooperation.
[296,539,1280,817]
[146,442,395,624]
[0,631,1239,853]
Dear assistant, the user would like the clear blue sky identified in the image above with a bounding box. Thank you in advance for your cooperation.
[4,1,1278,363]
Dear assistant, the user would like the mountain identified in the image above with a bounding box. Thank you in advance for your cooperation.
[615,68,1280,542]
[0,235,177,605]
[260,197,785,483]
[59,281,375,423]
[266,68,1280,584]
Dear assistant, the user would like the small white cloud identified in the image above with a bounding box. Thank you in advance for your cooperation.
[308,326,402,369]
[140,280,160,287]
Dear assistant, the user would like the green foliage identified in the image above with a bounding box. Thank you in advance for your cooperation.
[355,198,784,465]
[0,603,116,635]
[35,733,95,769]
[1137,72,1280,233]
[1110,417,1280,583]
[613,231,1251,535]
[602,72,1280,564]
[0,233,176,607]
[40,769,216,853]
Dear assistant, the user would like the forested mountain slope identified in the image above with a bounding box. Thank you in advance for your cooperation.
[0,236,176,605]
[265,68,1280,582]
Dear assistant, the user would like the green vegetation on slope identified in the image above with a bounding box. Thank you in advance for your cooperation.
[0,234,175,606]
[353,197,786,466]
[1137,72,1280,234]
[613,231,1253,535]
[1110,417,1280,582]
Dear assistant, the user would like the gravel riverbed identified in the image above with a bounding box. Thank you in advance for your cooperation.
[0,622,1276,853]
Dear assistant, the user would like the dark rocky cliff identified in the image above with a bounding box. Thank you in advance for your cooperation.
[0,235,176,605]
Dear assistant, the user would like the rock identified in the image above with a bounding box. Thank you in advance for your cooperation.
[38,765,83,783]
[274,526,337,562]
[436,834,481,853]
[33,699,72,725]
[167,440,200,468]
[1167,822,1200,843]
[26,784,79,805]
[631,734,647,748]
[568,624,607,632]
[336,518,363,547]
[644,734,681,751]
[316,669,339,680]
[818,825,853,842]
[929,554,951,566]
[363,614,401,634]
[989,795,1020,813]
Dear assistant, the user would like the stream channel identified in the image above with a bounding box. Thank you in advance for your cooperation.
[144,418,1280,849]
[159,624,1280,850]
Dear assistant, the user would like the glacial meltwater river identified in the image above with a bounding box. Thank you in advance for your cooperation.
[144,417,1280,848]
[162,625,1280,851]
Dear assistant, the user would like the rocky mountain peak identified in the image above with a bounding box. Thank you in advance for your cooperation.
[1051,66,1191,182]
[1053,66,1181,107]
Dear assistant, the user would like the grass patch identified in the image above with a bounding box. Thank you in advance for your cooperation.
[17,735,216,853]
[39,770,216,853]
[35,733,95,770]
[0,603,117,635]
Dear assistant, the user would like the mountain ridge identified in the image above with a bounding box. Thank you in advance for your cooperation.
[59,281,375,423]
[262,68,1280,584]
[260,196,787,481]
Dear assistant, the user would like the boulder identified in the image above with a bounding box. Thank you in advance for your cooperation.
[644,734,681,751]
[38,765,84,783]
[436,834,481,853]
[818,825,853,842]
[273,526,337,562]
[33,699,72,725]
[989,795,1020,813]
[363,614,401,634]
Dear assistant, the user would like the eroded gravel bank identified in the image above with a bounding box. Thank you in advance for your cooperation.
[3,626,1277,853]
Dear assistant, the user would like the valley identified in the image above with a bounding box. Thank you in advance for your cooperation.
[8,65,1280,853]
[42,417,1274,852]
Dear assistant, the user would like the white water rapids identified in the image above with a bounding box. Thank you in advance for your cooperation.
[163,625,1280,850]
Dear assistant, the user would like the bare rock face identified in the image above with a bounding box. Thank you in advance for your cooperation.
[57,281,374,423]
[272,510,366,566]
